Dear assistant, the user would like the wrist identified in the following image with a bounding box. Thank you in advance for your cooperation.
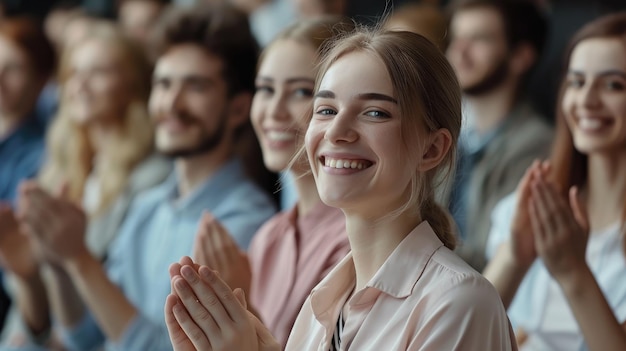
[64,250,96,277]
[555,263,593,298]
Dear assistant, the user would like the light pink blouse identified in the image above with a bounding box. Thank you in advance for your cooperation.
[285,221,518,351]
[248,202,349,347]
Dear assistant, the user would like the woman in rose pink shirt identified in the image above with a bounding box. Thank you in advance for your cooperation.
[175,16,353,348]
[165,27,517,351]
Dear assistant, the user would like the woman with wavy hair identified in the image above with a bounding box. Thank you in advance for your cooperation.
[0,24,170,348]
[484,12,626,351]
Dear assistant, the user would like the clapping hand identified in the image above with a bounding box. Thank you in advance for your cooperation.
[165,256,279,351]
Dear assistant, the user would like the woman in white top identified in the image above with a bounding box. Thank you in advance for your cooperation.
[164,26,516,351]
[484,12,626,351]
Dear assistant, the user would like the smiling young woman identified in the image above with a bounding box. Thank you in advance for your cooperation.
[165,26,517,351]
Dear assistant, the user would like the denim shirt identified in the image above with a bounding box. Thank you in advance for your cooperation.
[0,116,45,205]
[59,158,277,351]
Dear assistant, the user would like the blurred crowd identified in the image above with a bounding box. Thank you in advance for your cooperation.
[0,0,625,350]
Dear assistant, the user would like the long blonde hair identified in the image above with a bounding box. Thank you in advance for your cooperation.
[39,25,154,217]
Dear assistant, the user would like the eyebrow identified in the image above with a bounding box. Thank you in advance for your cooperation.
[256,76,315,84]
[153,74,214,84]
[568,69,626,79]
[314,90,398,104]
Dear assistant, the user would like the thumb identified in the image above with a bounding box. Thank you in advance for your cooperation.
[252,313,278,347]
[569,186,589,233]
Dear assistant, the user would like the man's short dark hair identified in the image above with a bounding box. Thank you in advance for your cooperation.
[153,2,259,97]
[449,0,548,56]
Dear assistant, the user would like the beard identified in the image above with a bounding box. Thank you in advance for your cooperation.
[158,111,228,159]
[462,58,509,96]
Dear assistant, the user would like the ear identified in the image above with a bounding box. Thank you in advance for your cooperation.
[418,128,452,172]
[227,92,253,130]
[509,42,536,77]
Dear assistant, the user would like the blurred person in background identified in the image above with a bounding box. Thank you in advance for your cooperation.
[0,25,171,348]
[445,0,553,271]
[0,17,55,334]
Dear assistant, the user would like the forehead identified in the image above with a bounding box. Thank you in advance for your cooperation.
[319,51,394,98]
[451,7,505,36]
[71,39,120,65]
[569,38,626,73]
[154,43,224,78]
[258,39,317,79]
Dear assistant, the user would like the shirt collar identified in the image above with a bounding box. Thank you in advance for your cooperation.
[365,221,444,299]
[165,157,246,212]
[309,221,444,318]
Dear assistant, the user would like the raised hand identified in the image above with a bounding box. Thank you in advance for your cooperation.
[510,160,551,268]
[0,202,38,278]
[528,175,590,282]
[192,213,251,294]
[166,257,280,351]
[16,181,89,267]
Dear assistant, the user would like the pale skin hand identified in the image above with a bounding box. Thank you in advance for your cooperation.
[483,160,550,310]
[17,181,138,341]
[528,174,626,351]
[16,181,89,266]
[192,212,252,294]
[0,201,38,278]
[165,256,280,351]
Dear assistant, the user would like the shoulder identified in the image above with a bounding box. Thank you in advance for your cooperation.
[248,210,293,250]
[127,154,173,194]
[426,248,504,309]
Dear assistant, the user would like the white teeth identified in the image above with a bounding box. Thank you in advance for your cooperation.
[324,157,368,170]
[579,118,604,131]
[266,131,296,141]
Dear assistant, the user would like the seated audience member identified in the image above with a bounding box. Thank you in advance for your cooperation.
[383,2,448,51]
[9,3,276,351]
[0,26,171,347]
[188,16,353,347]
[166,27,517,350]
[0,17,55,334]
[484,12,626,351]
[445,0,553,270]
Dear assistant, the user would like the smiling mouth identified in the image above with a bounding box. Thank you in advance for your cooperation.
[577,116,614,132]
[321,156,373,170]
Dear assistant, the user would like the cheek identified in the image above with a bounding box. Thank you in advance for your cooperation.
[288,100,311,125]
[304,121,324,161]
[250,96,265,129]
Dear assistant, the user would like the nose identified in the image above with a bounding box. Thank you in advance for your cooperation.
[580,82,601,109]
[267,93,289,122]
[324,111,358,144]
[66,72,89,95]
[160,85,184,114]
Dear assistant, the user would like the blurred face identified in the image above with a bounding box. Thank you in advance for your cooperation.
[150,44,231,158]
[306,51,416,216]
[562,38,626,155]
[64,39,132,126]
[0,35,41,118]
[119,0,163,44]
[447,7,510,95]
[251,40,316,172]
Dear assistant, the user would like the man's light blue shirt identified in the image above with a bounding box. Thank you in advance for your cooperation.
[59,157,276,351]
